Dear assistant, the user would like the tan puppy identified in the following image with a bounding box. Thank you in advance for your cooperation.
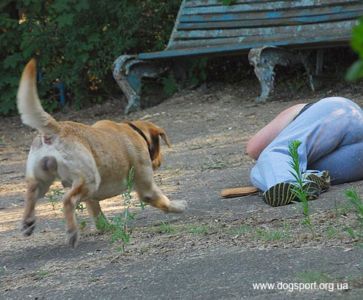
[17,59,186,247]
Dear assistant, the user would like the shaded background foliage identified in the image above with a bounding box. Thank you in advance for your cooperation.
[0,0,362,116]
[0,0,181,115]
[347,17,363,81]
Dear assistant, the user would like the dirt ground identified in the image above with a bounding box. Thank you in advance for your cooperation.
[1,71,363,299]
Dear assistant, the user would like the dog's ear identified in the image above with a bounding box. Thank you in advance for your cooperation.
[148,125,171,170]
[151,126,171,148]
[130,121,171,170]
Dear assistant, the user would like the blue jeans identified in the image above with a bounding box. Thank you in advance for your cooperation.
[250,97,363,191]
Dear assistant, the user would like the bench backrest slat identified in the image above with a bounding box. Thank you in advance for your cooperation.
[182,0,360,14]
[179,9,363,30]
[167,0,361,51]
[185,0,324,7]
[179,4,363,24]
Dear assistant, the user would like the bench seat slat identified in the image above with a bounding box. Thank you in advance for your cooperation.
[138,35,350,60]
[179,3,363,23]
[183,0,361,15]
[178,9,363,29]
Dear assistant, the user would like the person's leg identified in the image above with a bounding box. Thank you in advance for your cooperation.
[310,141,363,184]
[250,97,363,191]
[307,97,363,184]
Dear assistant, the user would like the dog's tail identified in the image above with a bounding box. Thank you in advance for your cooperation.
[17,59,60,135]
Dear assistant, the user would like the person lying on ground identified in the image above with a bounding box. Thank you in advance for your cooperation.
[246,96,363,207]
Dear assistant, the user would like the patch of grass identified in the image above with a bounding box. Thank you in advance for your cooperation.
[110,215,134,245]
[95,214,111,232]
[151,223,213,235]
[187,224,209,235]
[297,271,332,283]
[326,226,339,239]
[33,269,49,281]
[75,203,87,231]
[96,167,136,252]
[345,188,363,223]
[79,219,87,231]
[229,224,252,237]
[253,222,291,241]
[47,187,87,226]
[344,188,363,240]
[136,200,148,210]
[96,214,135,245]
[345,227,358,239]
[334,201,354,217]
[201,160,227,171]
[158,221,176,234]
[254,228,289,241]
[119,167,136,244]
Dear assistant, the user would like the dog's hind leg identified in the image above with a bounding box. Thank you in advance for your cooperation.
[22,155,57,236]
[22,178,53,236]
[62,179,88,248]
[134,164,187,213]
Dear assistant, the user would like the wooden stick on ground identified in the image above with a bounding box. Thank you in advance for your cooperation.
[220,186,259,198]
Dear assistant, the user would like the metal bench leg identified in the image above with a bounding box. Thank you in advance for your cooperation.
[300,49,324,92]
[315,49,324,76]
[298,51,315,92]
[249,47,315,102]
[298,50,324,92]
[113,55,166,114]
[249,47,280,103]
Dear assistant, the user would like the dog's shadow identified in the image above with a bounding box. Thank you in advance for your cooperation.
[1,238,108,271]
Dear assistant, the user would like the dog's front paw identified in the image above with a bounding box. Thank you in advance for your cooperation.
[168,200,187,213]
[66,229,79,248]
[21,218,36,236]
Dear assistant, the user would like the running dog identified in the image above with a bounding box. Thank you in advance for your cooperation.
[17,59,186,247]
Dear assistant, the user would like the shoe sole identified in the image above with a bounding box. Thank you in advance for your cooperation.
[263,182,297,207]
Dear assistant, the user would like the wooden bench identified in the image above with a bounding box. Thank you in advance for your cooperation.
[113,0,362,113]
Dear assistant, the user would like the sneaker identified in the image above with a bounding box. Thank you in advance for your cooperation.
[263,182,297,207]
[303,170,330,193]
[263,180,321,207]
[301,180,321,201]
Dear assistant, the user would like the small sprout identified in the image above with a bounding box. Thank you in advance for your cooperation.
[46,188,64,210]
[288,140,314,234]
